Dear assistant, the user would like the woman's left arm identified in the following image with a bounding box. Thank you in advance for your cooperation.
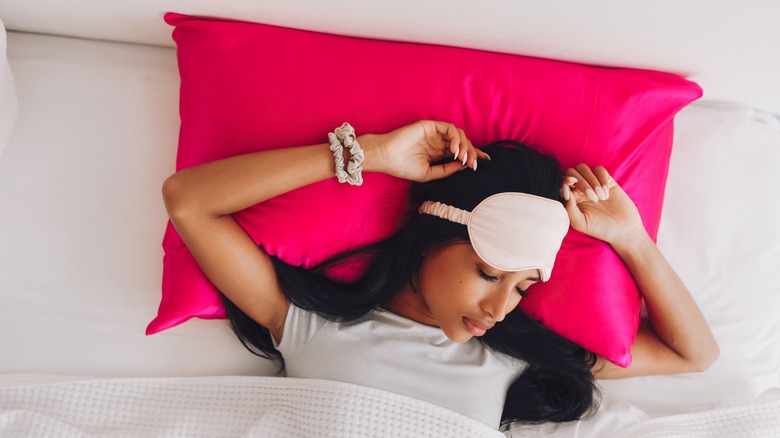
[562,164,720,379]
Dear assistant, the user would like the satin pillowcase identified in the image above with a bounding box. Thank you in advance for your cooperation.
[150,12,702,367]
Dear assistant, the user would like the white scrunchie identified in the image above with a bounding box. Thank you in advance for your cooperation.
[330,122,364,186]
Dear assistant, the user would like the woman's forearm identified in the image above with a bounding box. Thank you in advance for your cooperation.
[612,231,720,370]
[163,135,381,218]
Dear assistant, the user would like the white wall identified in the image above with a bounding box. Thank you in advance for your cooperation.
[1,0,779,114]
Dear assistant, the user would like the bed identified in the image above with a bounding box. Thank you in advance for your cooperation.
[1,2,779,436]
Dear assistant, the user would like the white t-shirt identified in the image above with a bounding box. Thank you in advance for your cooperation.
[273,304,525,429]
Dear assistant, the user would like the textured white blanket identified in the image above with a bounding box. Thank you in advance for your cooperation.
[0,375,504,437]
[613,388,780,438]
[2,375,779,437]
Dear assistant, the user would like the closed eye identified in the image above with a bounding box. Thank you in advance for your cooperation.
[480,267,531,298]
[477,267,498,282]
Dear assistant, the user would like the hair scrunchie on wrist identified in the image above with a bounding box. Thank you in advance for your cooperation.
[328,131,349,184]
[329,122,364,186]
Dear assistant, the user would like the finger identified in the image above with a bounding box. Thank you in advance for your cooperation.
[433,121,461,159]
[564,169,592,203]
[562,175,578,187]
[425,161,467,182]
[592,166,614,200]
[563,190,586,232]
[574,163,605,202]
[448,127,476,170]
[475,148,491,161]
[560,174,579,201]
[459,129,479,170]
[456,128,468,165]
[561,184,571,201]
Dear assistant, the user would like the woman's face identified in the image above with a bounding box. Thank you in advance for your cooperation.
[416,242,541,343]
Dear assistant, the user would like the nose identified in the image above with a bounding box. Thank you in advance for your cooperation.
[482,286,517,323]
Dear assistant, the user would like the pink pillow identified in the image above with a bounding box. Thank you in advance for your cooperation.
[150,12,701,367]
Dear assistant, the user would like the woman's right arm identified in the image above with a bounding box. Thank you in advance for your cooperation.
[162,143,343,342]
[162,122,483,341]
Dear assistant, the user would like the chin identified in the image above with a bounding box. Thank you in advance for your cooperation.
[443,329,473,344]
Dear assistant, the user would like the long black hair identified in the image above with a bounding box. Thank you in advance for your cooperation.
[222,140,600,426]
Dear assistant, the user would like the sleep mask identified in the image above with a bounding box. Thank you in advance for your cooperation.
[419,192,570,281]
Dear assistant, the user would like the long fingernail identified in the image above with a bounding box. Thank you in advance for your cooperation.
[594,185,607,201]
[586,188,599,202]
[473,160,478,171]
[602,185,609,200]
[453,146,460,161]
[484,153,491,161]
[562,185,571,201]
[462,152,468,165]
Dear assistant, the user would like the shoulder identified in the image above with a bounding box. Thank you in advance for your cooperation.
[274,303,333,357]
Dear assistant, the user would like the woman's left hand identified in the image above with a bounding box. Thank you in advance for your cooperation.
[567,164,721,379]
[561,164,646,248]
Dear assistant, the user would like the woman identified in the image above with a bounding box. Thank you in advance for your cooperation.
[162,120,719,429]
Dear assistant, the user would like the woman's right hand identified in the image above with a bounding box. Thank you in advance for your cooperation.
[363,121,489,182]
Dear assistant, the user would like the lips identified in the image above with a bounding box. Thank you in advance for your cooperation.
[463,317,493,336]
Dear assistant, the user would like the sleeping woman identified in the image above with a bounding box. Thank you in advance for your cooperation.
[161,120,719,429]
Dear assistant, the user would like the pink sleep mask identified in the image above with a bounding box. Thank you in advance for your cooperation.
[419,193,570,281]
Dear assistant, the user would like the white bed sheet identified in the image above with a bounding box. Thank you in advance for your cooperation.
[1,29,779,430]
[0,31,272,378]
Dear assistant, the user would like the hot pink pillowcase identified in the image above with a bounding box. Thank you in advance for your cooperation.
[150,12,702,367]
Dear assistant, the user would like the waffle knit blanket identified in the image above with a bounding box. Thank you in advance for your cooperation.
[2,375,779,437]
[0,375,504,437]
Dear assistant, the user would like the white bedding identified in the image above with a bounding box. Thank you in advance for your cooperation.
[1,22,779,438]
[2,375,778,437]
[0,31,270,378]
[614,389,780,438]
[0,375,503,437]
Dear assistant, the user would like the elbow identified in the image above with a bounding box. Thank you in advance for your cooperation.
[690,341,720,373]
[162,173,190,220]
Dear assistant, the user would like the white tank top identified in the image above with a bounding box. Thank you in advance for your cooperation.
[273,304,525,429]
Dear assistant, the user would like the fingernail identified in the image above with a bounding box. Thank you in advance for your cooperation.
[586,188,599,202]
[594,185,607,201]
[458,165,468,172]
[453,146,460,161]
[473,160,478,171]
[602,185,609,200]
[462,152,468,165]
[562,185,571,201]
[484,153,492,161]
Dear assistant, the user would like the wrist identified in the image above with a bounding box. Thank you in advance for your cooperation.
[610,226,653,257]
[358,134,388,174]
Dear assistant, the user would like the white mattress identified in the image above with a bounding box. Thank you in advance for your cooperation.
[1,29,779,433]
